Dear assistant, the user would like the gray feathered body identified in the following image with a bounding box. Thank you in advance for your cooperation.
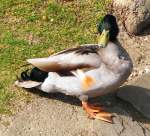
[24,42,133,101]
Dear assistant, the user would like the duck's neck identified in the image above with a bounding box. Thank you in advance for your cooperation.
[99,41,120,61]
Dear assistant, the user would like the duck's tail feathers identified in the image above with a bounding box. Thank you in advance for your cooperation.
[15,67,48,88]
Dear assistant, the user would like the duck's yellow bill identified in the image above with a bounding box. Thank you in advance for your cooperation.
[98,29,110,48]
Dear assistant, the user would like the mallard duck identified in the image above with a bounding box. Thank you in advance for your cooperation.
[15,14,133,123]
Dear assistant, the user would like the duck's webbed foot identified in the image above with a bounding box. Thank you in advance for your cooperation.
[82,101,113,123]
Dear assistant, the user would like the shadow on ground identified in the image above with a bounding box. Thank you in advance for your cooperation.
[26,85,150,124]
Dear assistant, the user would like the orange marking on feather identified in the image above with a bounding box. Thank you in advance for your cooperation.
[82,76,96,91]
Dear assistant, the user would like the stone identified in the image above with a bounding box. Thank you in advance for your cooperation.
[117,73,150,119]
[1,95,150,136]
[113,0,150,35]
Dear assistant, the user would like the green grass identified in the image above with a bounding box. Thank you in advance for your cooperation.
[0,83,13,114]
[0,0,111,114]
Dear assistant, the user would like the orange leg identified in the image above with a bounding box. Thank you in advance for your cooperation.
[82,101,113,123]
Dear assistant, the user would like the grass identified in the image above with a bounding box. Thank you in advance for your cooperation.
[0,0,111,114]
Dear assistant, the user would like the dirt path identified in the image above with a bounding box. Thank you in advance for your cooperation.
[1,90,150,136]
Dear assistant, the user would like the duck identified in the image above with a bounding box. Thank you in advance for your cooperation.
[15,14,133,123]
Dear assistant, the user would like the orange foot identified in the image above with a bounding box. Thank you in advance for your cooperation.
[82,101,113,123]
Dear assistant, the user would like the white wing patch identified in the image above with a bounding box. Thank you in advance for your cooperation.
[15,80,42,88]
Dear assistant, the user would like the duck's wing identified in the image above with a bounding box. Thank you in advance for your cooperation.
[27,45,101,72]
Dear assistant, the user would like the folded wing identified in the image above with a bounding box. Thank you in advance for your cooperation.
[27,45,101,72]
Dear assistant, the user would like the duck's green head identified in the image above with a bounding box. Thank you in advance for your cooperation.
[97,14,119,47]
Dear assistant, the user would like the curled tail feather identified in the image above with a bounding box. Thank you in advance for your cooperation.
[15,67,48,88]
